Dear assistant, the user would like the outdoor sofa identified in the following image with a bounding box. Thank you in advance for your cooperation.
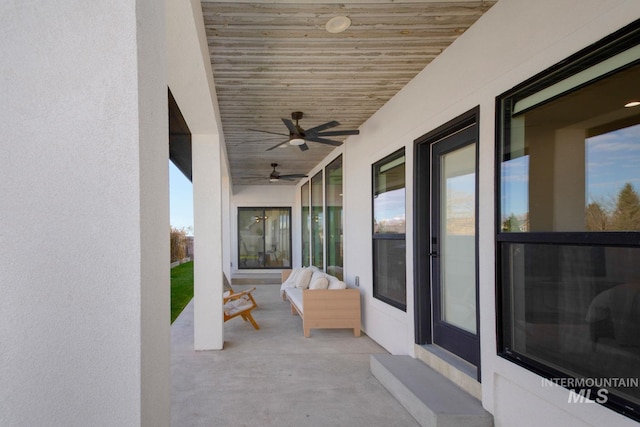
[280,267,361,337]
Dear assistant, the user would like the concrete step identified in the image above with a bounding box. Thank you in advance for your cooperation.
[371,354,493,427]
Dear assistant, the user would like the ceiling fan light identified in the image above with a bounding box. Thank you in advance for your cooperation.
[289,137,305,146]
[269,177,279,182]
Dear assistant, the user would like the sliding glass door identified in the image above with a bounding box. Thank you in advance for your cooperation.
[238,207,291,269]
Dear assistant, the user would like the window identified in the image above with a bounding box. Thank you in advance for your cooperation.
[311,171,324,269]
[238,207,291,269]
[497,22,640,421]
[373,148,406,310]
[301,181,310,266]
[326,156,344,279]
[301,157,344,274]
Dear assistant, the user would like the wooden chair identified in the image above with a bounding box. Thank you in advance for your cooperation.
[223,274,260,330]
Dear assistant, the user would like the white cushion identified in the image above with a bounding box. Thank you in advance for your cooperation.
[223,295,254,316]
[328,279,347,290]
[285,288,304,313]
[309,270,325,285]
[295,267,314,289]
[326,275,341,288]
[309,275,329,290]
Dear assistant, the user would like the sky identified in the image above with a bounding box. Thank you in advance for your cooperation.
[501,123,640,218]
[169,161,194,235]
[586,123,640,203]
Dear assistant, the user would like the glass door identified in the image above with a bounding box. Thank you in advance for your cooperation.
[430,125,479,366]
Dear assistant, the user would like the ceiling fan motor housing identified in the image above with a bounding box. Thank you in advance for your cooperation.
[270,163,280,180]
[291,111,305,139]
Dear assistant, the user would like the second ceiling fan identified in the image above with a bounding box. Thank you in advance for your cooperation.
[251,111,360,151]
[268,163,307,182]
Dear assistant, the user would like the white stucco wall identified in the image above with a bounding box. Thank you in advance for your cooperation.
[0,0,169,425]
[335,0,640,425]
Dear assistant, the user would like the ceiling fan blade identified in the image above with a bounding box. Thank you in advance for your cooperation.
[266,140,289,151]
[281,118,298,134]
[298,143,309,151]
[317,129,360,137]
[304,120,340,135]
[279,174,308,179]
[242,176,270,182]
[248,129,288,137]
[304,136,342,146]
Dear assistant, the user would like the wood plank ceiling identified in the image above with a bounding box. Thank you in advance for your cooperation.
[201,1,496,186]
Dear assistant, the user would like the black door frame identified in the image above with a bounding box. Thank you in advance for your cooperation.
[413,107,481,376]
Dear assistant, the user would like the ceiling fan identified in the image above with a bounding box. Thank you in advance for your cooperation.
[250,111,359,151]
[267,163,308,182]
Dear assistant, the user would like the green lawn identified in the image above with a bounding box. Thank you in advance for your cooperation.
[171,261,194,324]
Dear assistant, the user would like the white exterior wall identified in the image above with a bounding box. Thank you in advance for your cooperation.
[335,0,640,426]
[0,1,169,426]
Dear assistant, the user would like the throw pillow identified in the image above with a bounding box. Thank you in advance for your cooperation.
[328,279,347,290]
[295,267,314,289]
[309,275,329,290]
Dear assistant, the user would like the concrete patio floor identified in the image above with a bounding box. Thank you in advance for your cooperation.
[171,283,420,426]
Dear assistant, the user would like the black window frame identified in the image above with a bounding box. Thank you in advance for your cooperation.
[495,19,640,422]
[372,148,407,311]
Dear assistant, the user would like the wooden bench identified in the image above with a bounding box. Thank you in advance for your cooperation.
[281,270,361,337]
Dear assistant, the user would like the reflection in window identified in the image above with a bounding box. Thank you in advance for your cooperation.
[374,153,406,234]
[326,156,343,280]
[500,63,640,233]
[502,243,640,409]
[586,125,640,231]
[311,171,324,269]
[373,149,406,310]
[500,156,529,231]
[301,181,310,266]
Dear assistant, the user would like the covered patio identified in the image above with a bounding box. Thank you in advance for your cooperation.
[170,283,419,426]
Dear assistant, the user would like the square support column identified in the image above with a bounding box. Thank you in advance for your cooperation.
[0,0,169,425]
[193,134,224,350]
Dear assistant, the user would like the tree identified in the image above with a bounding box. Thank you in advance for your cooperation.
[611,183,640,231]
[502,213,521,232]
[170,226,188,262]
[585,201,609,231]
